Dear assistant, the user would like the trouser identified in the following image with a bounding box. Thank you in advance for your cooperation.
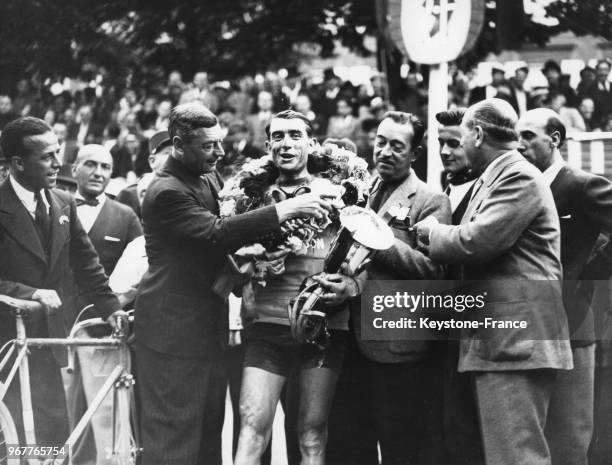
[545,344,595,465]
[134,343,226,465]
[473,369,557,465]
[589,364,612,465]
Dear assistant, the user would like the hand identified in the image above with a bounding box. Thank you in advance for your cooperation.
[106,310,130,334]
[312,273,360,306]
[275,193,332,223]
[413,216,439,253]
[31,289,62,314]
[264,247,291,261]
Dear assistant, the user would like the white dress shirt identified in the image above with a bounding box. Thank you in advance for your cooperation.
[109,236,148,294]
[447,179,477,213]
[9,175,49,219]
[75,192,106,233]
[542,153,565,186]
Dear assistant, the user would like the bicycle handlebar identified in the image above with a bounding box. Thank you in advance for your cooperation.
[0,294,42,312]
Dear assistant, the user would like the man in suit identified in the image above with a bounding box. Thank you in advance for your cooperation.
[415,98,573,465]
[133,102,331,465]
[66,144,143,465]
[468,64,506,106]
[65,105,103,164]
[0,117,123,447]
[349,111,451,464]
[247,91,274,152]
[73,144,142,276]
[584,59,612,125]
[115,129,172,220]
[437,109,478,225]
[517,108,612,465]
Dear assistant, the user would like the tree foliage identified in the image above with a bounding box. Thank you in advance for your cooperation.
[0,0,609,94]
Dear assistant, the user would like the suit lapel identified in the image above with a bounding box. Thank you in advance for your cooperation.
[376,171,418,219]
[0,180,47,264]
[461,151,519,224]
[47,190,71,270]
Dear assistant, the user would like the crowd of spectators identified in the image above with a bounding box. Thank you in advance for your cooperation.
[1,57,612,188]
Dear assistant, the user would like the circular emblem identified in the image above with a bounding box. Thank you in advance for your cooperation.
[388,0,485,64]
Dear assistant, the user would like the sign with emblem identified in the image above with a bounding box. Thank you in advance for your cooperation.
[388,0,485,64]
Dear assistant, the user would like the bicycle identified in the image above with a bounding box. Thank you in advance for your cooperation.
[0,294,139,465]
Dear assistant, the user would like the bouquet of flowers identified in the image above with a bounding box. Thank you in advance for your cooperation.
[214,143,372,316]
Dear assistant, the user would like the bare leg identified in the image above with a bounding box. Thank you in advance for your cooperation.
[297,367,339,465]
[234,367,286,465]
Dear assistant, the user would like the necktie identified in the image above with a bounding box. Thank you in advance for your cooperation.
[34,190,51,251]
[75,197,100,207]
[369,181,388,213]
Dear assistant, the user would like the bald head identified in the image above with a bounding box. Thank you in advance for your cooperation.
[73,144,113,199]
[517,108,565,172]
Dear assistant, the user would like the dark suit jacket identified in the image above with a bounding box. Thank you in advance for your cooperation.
[134,157,281,360]
[429,151,573,372]
[115,184,140,219]
[351,171,451,363]
[87,197,143,275]
[0,179,119,364]
[550,165,612,346]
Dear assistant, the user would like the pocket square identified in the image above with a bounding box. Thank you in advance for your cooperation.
[59,215,69,225]
[560,214,572,219]
[104,236,121,242]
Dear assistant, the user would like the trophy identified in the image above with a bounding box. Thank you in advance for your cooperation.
[288,206,395,348]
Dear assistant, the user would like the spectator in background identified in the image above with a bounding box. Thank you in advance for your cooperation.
[180,72,219,113]
[315,68,343,119]
[577,66,597,98]
[0,95,18,131]
[560,74,579,108]
[52,123,68,165]
[469,63,506,105]
[155,100,172,130]
[397,72,426,116]
[43,109,57,127]
[326,98,359,140]
[68,105,103,148]
[226,77,255,121]
[137,96,159,132]
[548,93,586,132]
[116,129,172,219]
[578,97,600,132]
[543,60,562,93]
[356,118,378,172]
[12,78,37,117]
[294,93,326,140]
[584,59,612,126]
[247,90,274,151]
[507,64,530,116]
[218,121,265,180]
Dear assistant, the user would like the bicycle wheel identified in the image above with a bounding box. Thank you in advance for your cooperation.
[0,401,19,465]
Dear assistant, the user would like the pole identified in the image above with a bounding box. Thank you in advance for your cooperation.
[426,0,449,189]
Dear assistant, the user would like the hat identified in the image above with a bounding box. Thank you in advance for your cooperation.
[490,63,505,74]
[542,60,561,75]
[149,129,171,154]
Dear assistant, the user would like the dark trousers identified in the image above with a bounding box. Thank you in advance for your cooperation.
[4,346,69,447]
[589,365,612,465]
[326,334,378,465]
[134,343,226,465]
[443,340,485,465]
[545,344,595,465]
[327,336,446,465]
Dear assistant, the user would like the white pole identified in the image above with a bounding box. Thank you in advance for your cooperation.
[426,0,449,189]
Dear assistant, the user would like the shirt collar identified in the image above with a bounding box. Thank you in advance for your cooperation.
[542,152,566,186]
[478,151,515,184]
[9,175,50,211]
